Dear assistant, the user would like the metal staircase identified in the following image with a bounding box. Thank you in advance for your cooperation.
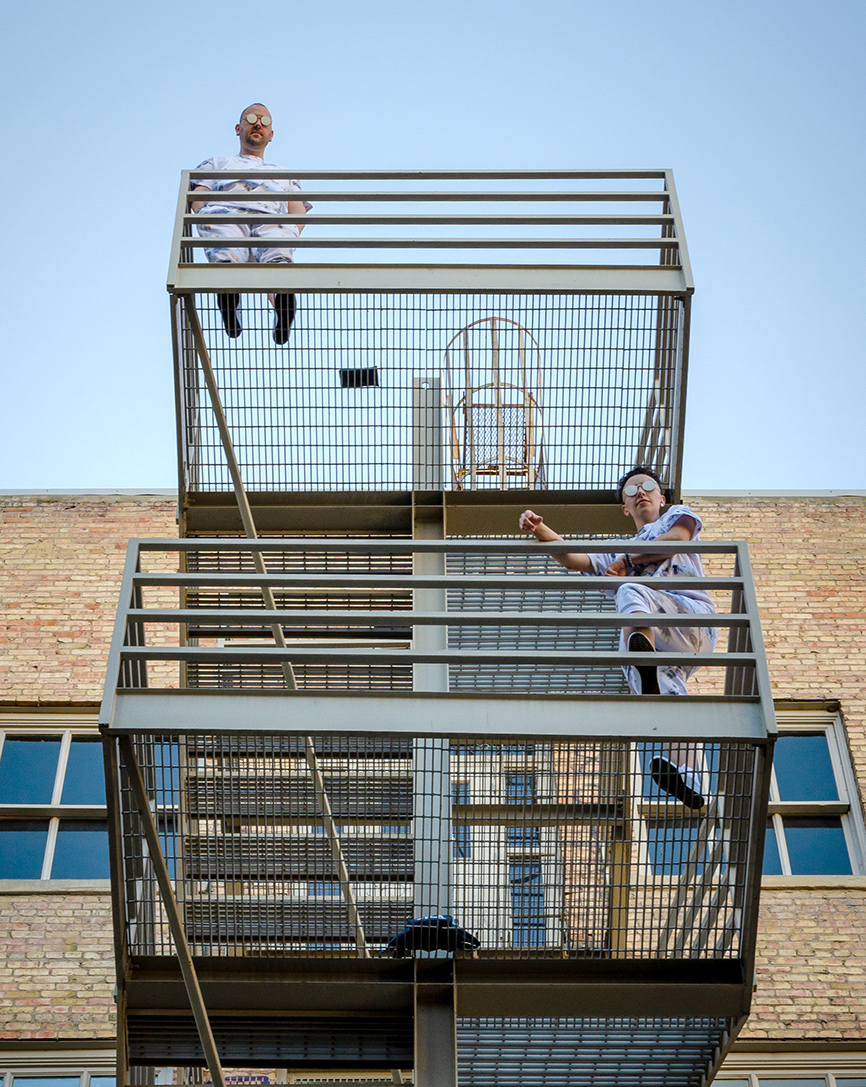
[101,169,774,1087]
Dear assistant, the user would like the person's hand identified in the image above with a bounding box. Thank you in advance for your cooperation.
[604,558,628,577]
[519,510,543,533]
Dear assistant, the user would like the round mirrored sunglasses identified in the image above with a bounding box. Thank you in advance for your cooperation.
[623,479,659,497]
[244,113,272,126]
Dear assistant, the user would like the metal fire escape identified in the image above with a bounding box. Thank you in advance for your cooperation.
[100,170,775,1087]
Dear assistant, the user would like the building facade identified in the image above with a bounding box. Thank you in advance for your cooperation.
[1,489,865,1084]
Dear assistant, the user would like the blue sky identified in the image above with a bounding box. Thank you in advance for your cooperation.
[1,0,863,490]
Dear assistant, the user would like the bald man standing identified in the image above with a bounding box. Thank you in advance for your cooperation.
[191,104,310,344]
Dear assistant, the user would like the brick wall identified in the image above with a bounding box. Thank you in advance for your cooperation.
[690,494,866,1041]
[0,494,176,702]
[0,893,115,1039]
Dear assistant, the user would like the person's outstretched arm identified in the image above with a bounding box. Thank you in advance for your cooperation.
[518,510,593,573]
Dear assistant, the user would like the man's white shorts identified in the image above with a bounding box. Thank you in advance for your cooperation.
[196,220,300,264]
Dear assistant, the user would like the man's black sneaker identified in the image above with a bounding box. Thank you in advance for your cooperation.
[628,630,660,694]
[274,293,296,344]
[217,293,242,338]
[650,756,706,810]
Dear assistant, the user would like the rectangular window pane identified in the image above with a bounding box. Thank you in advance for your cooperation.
[13,1078,81,1087]
[61,741,107,804]
[452,781,471,859]
[506,773,540,848]
[759,1080,828,1087]
[784,817,852,875]
[510,860,544,947]
[774,733,838,801]
[763,821,783,875]
[0,739,61,803]
[0,821,49,878]
[50,821,110,879]
[90,1079,118,1087]
[646,820,714,877]
[837,1080,866,1086]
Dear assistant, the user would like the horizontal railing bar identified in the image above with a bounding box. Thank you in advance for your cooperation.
[186,213,676,226]
[130,573,745,591]
[451,803,622,824]
[185,190,670,202]
[125,608,745,628]
[132,538,743,555]
[188,169,671,180]
[118,646,751,667]
[181,236,680,250]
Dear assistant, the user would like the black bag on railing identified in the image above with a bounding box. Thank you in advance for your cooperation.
[380,914,480,957]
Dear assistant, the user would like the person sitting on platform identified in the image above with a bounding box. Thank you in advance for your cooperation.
[518,466,717,809]
[191,103,310,344]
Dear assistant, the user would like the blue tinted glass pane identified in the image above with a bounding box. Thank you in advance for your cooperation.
[0,739,61,803]
[837,1081,866,1086]
[774,734,838,801]
[452,782,471,859]
[0,821,49,877]
[61,742,106,804]
[90,1079,117,1087]
[760,1081,827,1087]
[51,822,110,879]
[785,818,851,875]
[510,861,544,946]
[13,1079,80,1087]
[646,821,714,877]
[763,822,783,875]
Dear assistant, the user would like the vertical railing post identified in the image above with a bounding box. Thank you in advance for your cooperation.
[412,510,451,921]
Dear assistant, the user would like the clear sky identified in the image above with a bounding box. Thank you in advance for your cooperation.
[1,0,863,490]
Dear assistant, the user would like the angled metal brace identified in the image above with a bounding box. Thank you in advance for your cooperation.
[182,295,369,956]
[118,735,226,1087]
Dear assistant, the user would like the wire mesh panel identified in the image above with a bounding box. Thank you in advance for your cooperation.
[456,1017,734,1087]
[176,293,682,494]
[115,732,761,962]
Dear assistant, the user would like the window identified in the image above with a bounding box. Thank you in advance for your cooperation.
[506,773,540,848]
[452,781,471,859]
[0,1064,116,1087]
[510,860,544,947]
[0,730,109,880]
[764,712,866,877]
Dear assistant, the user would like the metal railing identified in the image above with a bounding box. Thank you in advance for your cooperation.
[100,536,774,966]
[169,170,691,499]
[169,169,693,292]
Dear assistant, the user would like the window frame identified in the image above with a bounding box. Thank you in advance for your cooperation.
[766,708,866,878]
[0,714,109,884]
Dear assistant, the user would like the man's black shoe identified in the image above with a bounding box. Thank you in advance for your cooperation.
[650,756,706,810]
[628,631,659,694]
[217,293,242,338]
[274,293,296,344]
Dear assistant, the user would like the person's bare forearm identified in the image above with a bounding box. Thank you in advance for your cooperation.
[190,184,210,214]
[624,522,692,568]
[518,510,592,572]
[289,199,308,232]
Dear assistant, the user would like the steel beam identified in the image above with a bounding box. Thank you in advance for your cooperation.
[106,691,771,741]
[415,961,458,1087]
[171,264,691,295]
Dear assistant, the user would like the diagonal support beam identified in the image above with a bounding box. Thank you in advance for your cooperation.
[183,295,369,956]
[118,735,227,1087]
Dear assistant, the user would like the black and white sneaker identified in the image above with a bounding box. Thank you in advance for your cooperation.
[650,756,705,810]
